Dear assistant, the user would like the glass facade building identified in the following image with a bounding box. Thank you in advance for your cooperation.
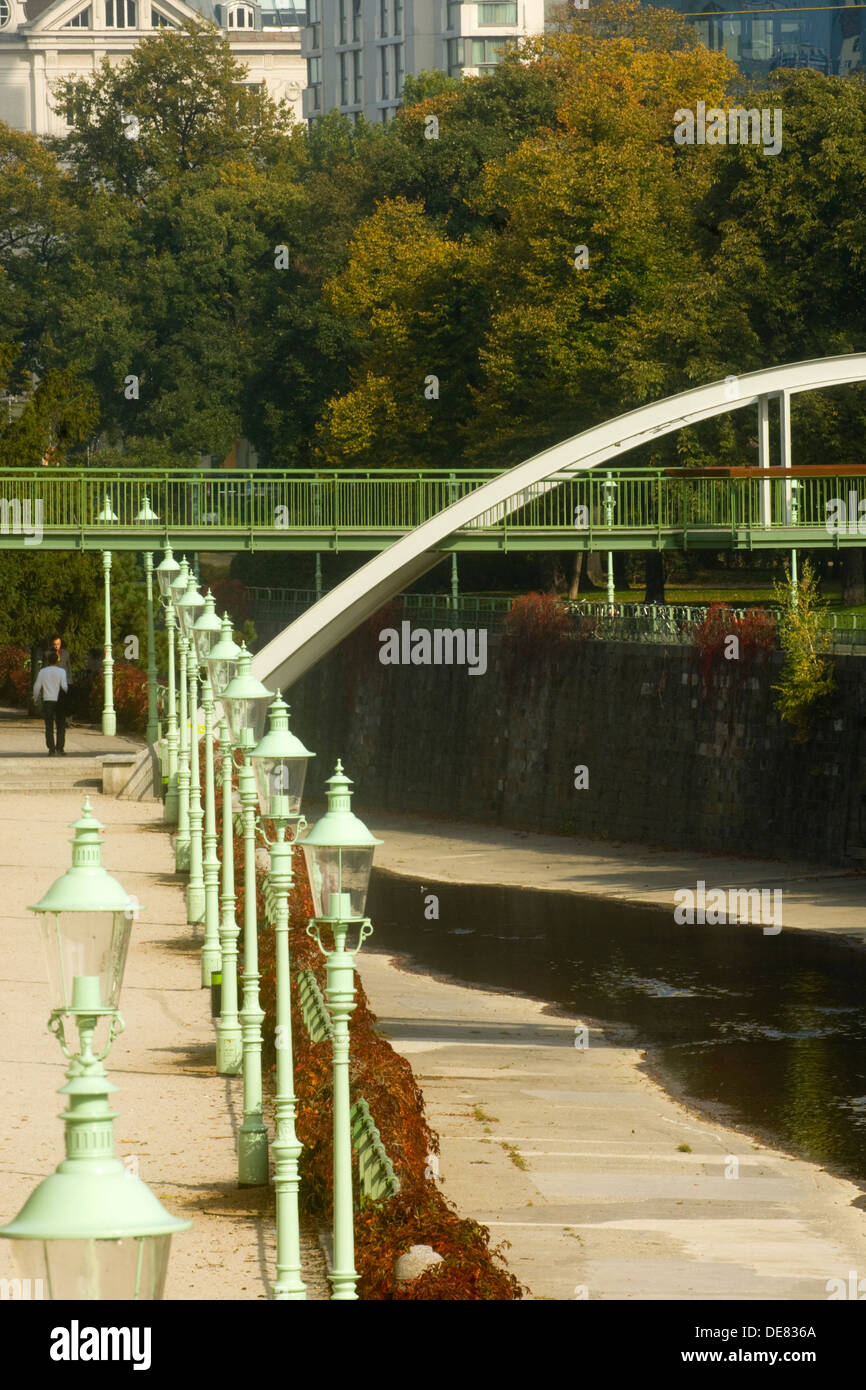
[647,1,864,80]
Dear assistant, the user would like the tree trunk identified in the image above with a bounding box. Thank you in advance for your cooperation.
[581,551,605,591]
[644,552,666,603]
[843,547,866,607]
[566,552,583,600]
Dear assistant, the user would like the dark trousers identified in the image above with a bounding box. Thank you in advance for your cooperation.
[43,700,66,753]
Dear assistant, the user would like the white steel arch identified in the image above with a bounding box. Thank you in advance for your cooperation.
[252,354,866,691]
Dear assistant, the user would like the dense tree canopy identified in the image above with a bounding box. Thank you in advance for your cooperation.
[0,2,864,600]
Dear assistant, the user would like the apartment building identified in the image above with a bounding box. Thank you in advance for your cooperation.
[301,0,546,123]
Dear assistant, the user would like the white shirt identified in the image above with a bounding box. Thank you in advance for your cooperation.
[34,666,68,702]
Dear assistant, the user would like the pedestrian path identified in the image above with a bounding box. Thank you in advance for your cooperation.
[0,707,329,1301]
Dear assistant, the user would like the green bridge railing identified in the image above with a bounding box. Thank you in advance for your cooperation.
[2,467,866,550]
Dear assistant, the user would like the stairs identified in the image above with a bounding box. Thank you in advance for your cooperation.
[0,708,144,795]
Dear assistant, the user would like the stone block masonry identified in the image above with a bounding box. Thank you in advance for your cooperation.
[288,635,866,867]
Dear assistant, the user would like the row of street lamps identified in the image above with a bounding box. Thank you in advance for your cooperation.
[1,538,382,1301]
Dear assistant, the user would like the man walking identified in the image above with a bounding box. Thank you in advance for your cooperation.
[33,651,68,755]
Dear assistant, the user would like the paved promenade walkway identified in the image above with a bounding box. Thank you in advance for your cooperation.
[0,709,328,1300]
[355,811,866,1300]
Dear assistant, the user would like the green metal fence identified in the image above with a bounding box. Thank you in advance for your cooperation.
[248,588,866,652]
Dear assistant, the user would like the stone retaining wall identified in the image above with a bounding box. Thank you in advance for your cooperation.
[288,631,866,866]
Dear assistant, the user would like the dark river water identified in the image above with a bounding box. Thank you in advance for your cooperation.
[366,869,866,1187]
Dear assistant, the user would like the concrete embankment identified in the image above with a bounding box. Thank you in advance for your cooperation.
[354,811,866,1300]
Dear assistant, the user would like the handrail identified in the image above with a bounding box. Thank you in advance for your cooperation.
[297,967,334,1044]
[350,1098,401,1202]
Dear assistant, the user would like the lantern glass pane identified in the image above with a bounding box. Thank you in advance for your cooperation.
[206,656,237,697]
[302,845,373,919]
[192,623,217,664]
[39,910,132,1014]
[224,695,269,749]
[177,600,203,639]
[13,1235,172,1300]
[253,756,307,817]
[156,566,177,599]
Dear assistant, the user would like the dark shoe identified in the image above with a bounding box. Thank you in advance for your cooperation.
[58,750,66,756]
[47,750,55,756]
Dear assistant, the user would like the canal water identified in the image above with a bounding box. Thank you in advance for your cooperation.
[366,870,866,1186]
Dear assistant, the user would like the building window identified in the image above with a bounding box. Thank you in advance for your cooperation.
[393,0,402,34]
[394,40,404,93]
[477,2,516,24]
[351,0,360,40]
[151,6,171,22]
[0,0,10,27]
[379,0,387,36]
[228,4,256,25]
[352,46,363,102]
[105,0,136,26]
[445,0,460,31]
[380,43,390,98]
[308,54,322,84]
[340,50,349,103]
[64,6,92,24]
[339,0,347,42]
[471,35,512,67]
[446,36,463,72]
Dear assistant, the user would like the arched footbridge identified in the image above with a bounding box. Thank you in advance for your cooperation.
[249,354,866,690]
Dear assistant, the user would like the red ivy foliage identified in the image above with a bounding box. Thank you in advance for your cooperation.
[216,767,524,1300]
[692,604,777,695]
[0,645,32,705]
[211,577,251,624]
[502,592,572,671]
[73,662,151,734]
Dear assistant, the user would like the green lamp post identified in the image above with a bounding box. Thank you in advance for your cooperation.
[302,763,382,1302]
[205,616,242,1076]
[250,693,314,1299]
[192,592,223,989]
[0,800,190,1298]
[156,546,181,824]
[96,494,117,739]
[170,558,191,868]
[176,574,206,923]
[603,472,617,609]
[135,497,160,750]
[221,645,273,1186]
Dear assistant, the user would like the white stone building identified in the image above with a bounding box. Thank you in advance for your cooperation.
[0,0,306,137]
[301,0,546,124]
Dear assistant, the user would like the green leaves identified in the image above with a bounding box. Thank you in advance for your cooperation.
[771,561,837,743]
